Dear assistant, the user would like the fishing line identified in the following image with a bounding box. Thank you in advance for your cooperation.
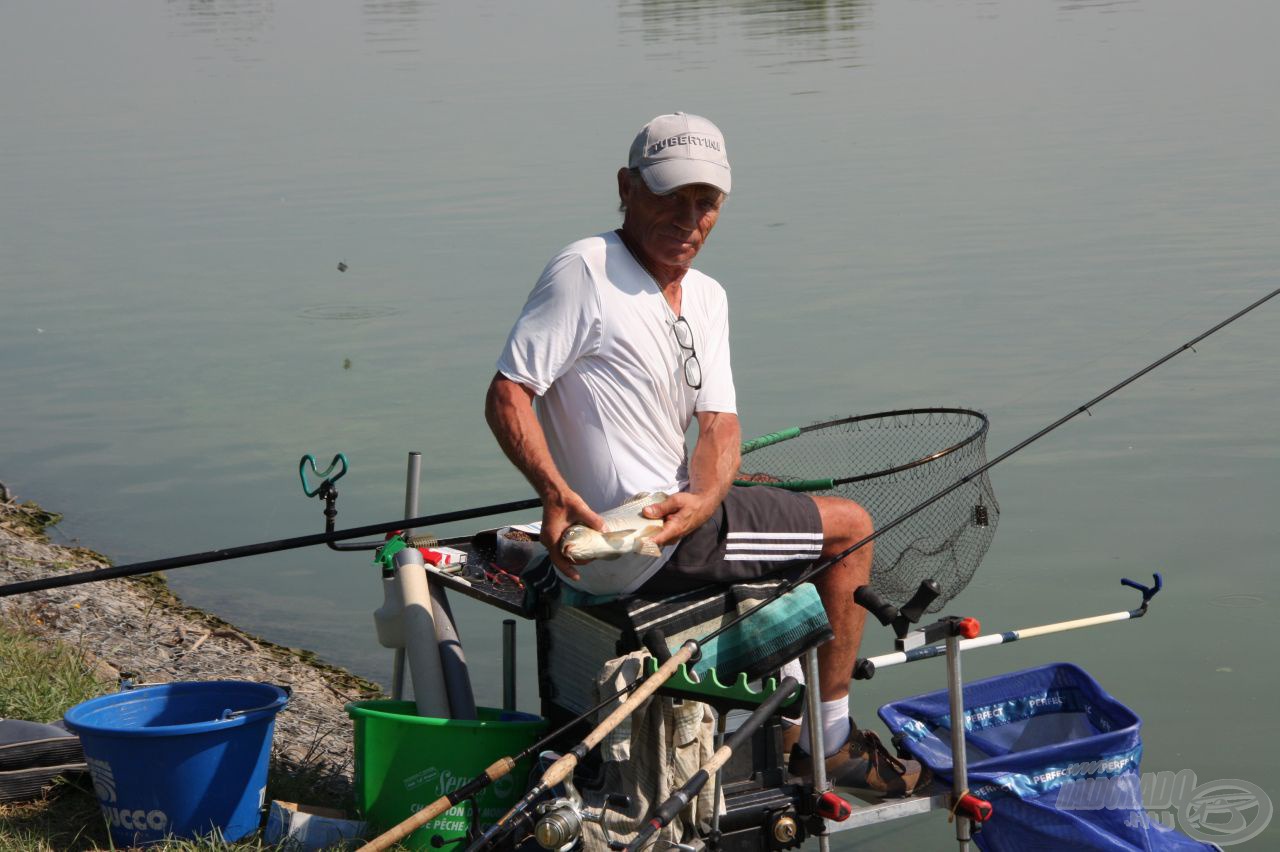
[698,286,1279,649]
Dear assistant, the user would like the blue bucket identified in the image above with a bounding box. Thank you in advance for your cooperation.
[63,680,288,846]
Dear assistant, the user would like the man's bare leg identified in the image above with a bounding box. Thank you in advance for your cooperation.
[789,495,928,796]
[812,495,873,701]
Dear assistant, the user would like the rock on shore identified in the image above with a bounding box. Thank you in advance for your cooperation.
[0,485,380,798]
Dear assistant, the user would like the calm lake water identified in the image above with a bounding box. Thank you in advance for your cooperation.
[3,1,1278,847]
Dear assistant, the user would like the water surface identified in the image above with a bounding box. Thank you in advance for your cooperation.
[3,1,1277,847]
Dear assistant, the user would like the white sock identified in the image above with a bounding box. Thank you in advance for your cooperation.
[795,697,852,758]
[779,659,805,735]
[780,658,805,685]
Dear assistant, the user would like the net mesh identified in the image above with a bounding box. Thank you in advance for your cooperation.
[736,409,998,610]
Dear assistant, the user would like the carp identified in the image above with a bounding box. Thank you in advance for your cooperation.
[558,491,668,563]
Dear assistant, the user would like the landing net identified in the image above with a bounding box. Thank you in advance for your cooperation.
[735,408,998,611]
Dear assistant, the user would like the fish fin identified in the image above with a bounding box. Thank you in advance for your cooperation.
[637,538,663,558]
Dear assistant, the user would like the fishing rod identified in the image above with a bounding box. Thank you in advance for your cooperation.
[8,289,1270,607]
[624,676,802,852]
[692,286,1279,653]
[853,573,1163,680]
[0,496,541,599]
[461,638,703,852]
[410,287,1280,850]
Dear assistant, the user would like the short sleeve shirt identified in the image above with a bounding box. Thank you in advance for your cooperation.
[496,231,736,594]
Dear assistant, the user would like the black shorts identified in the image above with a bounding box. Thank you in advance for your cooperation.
[640,485,824,594]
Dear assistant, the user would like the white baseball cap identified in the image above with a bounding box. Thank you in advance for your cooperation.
[628,112,731,196]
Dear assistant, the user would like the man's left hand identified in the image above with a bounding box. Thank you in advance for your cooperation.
[643,491,717,547]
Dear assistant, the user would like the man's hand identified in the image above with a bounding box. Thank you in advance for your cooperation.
[643,491,717,548]
[540,491,606,581]
[640,410,740,550]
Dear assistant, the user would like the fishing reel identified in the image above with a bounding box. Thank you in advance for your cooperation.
[531,769,633,852]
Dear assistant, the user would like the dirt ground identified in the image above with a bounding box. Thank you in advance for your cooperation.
[0,484,380,798]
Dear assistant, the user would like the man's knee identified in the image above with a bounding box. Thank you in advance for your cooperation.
[813,495,873,550]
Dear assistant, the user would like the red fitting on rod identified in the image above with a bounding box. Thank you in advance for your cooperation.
[958,617,981,639]
[816,791,852,821]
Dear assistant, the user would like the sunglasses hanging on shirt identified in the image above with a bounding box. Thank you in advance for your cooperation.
[671,316,702,390]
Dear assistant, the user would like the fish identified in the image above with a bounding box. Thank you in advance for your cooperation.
[558,491,668,563]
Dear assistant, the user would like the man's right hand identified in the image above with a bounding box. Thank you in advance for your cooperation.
[540,491,606,581]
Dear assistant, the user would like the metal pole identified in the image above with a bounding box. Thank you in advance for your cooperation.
[803,649,831,852]
[946,635,970,851]
[502,619,517,712]
[393,451,422,702]
[712,711,727,842]
[404,451,421,537]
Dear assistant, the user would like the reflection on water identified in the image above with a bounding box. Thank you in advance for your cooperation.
[168,0,434,60]
[363,0,431,55]
[1058,0,1141,13]
[619,0,868,67]
[167,0,275,62]
[165,0,867,66]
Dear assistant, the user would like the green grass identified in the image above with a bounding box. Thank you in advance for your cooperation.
[0,625,103,723]
[0,617,367,851]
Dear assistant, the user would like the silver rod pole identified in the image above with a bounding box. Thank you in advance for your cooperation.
[502,618,517,711]
[391,649,406,701]
[404,451,422,537]
[803,649,831,852]
[393,452,422,702]
[712,711,727,839]
[946,635,970,851]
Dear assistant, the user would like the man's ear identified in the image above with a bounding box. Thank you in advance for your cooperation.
[617,167,633,209]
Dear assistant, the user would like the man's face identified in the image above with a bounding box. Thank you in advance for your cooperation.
[619,171,725,271]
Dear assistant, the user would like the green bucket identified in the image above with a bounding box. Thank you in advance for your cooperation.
[346,701,546,850]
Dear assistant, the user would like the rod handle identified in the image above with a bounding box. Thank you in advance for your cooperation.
[358,757,515,851]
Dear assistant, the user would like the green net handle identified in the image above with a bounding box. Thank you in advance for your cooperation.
[733,477,835,492]
[739,426,801,454]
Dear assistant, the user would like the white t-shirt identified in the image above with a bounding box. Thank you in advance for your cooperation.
[497,230,736,595]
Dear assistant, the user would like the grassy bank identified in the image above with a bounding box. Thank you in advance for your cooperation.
[0,612,356,851]
[0,491,370,850]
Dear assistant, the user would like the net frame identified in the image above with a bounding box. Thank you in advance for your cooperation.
[735,408,998,610]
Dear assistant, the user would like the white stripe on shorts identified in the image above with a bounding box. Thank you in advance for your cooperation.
[726,542,824,552]
[726,532,824,541]
[724,552,823,561]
